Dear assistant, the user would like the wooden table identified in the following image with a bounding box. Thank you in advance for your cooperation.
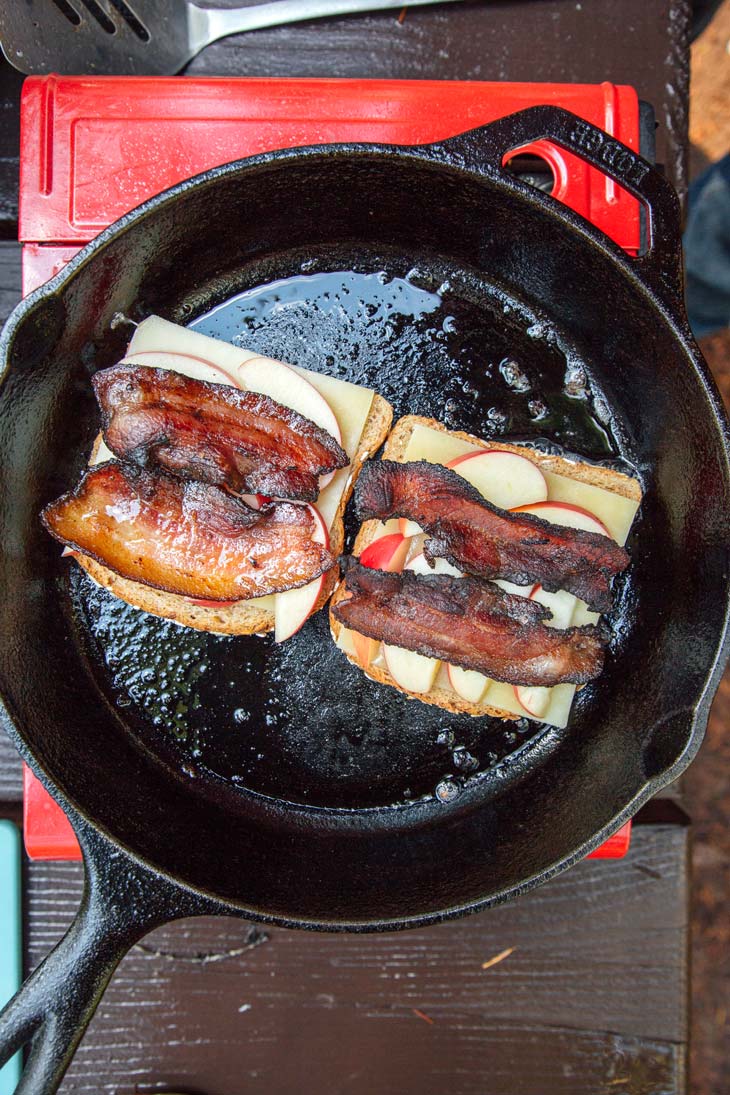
[0,2,694,1091]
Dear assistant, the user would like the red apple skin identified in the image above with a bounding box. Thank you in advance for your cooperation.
[125,348,240,388]
[351,531,412,663]
[352,631,378,668]
[512,500,611,537]
[359,533,410,573]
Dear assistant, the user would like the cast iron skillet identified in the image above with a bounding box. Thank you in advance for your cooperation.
[0,106,729,1093]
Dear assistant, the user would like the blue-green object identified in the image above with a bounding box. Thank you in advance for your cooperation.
[0,820,21,1094]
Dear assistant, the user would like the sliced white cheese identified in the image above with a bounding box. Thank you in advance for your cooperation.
[403,422,640,545]
[487,681,576,730]
[541,470,639,546]
[402,423,480,465]
[372,420,640,725]
[128,315,259,375]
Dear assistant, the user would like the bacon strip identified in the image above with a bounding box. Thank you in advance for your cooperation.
[42,462,334,601]
[93,364,348,501]
[355,460,628,612]
[333,562,606,686]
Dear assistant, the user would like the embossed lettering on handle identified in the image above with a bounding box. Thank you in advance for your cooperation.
[567,119,651,190]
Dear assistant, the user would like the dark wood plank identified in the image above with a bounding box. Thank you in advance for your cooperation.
[24,825,687,1095]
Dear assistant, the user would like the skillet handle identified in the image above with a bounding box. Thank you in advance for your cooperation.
[0,820,209,1094]
[436,105,685,315]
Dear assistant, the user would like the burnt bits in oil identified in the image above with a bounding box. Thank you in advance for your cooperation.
[70,265,622,811]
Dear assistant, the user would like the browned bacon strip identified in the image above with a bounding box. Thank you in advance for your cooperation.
[93,364,348,501]
[333,562,606,686]
[355,460,628,612]
[42,462,334,601]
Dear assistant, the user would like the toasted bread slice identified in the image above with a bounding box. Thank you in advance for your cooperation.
[329,415,641,720]
[74,392,392,635]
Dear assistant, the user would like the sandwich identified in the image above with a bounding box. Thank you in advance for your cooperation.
[330,415,641,728]
[42,316,392,639]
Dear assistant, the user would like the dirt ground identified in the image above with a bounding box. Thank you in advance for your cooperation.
[686,5,730,1092]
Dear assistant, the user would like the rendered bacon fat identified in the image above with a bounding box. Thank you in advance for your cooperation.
[42,463,334,600]
[355,460,629,612]
[333,562,606,686]
[93,364,348,501]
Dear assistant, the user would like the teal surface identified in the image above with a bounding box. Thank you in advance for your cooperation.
[0,821,21,1094]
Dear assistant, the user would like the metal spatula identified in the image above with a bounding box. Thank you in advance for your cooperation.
[0,0,465,76]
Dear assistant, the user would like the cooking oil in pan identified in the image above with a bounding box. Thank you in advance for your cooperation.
[72,263,627,811]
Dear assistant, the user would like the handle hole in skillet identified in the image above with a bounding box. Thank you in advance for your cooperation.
[503,153,556,196]
[502,141,648,255]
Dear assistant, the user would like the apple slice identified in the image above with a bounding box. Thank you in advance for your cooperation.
[514,684,552,718]
[274,504,330,643]
[405,552,463,578]
[352,631,379,668]
[447,449,548,510]
[237,356,342,444]
[123,350,238,388]
[383,643,440,694]
[447,664,491,703]
[398,517,422,538]
[492,578,533,597]
[571,600,600,627]
[359,533,411,573]
[529,583,576,629]
[513,500,611,537]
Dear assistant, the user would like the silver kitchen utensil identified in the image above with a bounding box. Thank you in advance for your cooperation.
[0,0,466,76]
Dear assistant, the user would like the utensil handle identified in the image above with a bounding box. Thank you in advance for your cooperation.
[194,0,463,46]
[0,822,208,1095]
[437,105,685,314]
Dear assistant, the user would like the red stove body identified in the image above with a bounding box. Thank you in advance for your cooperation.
[20,75,638,862]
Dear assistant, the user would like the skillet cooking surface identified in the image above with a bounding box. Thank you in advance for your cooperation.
[69,257,638,810]
[3,113,728,924]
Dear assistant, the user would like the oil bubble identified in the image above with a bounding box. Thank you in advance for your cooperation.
[499,357,530,392]
[452,747,478,773]
[435,779,460,803]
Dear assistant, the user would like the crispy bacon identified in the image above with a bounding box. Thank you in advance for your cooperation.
[93,364,348,501]
[42,462,334,601]
[333,562,606,686]
[355,460,628,612]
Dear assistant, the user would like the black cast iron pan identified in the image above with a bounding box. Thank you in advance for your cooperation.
[0,106,729,1093]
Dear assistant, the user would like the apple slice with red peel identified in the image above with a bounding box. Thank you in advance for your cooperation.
[398,517,422,538]
[405,552,463,578]
[447,448,548,510]
[236,356,342,444]
[359,533,411,573]
[352,631,379,668]
[529,583,576,629]
[514,683,552,718]
[274,504,330,643]
[447,664,491,703]
[123,350,239,389]
[513,500,611,538]
[383,643,440,694]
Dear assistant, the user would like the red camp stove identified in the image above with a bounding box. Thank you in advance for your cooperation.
[19,75,643,862]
